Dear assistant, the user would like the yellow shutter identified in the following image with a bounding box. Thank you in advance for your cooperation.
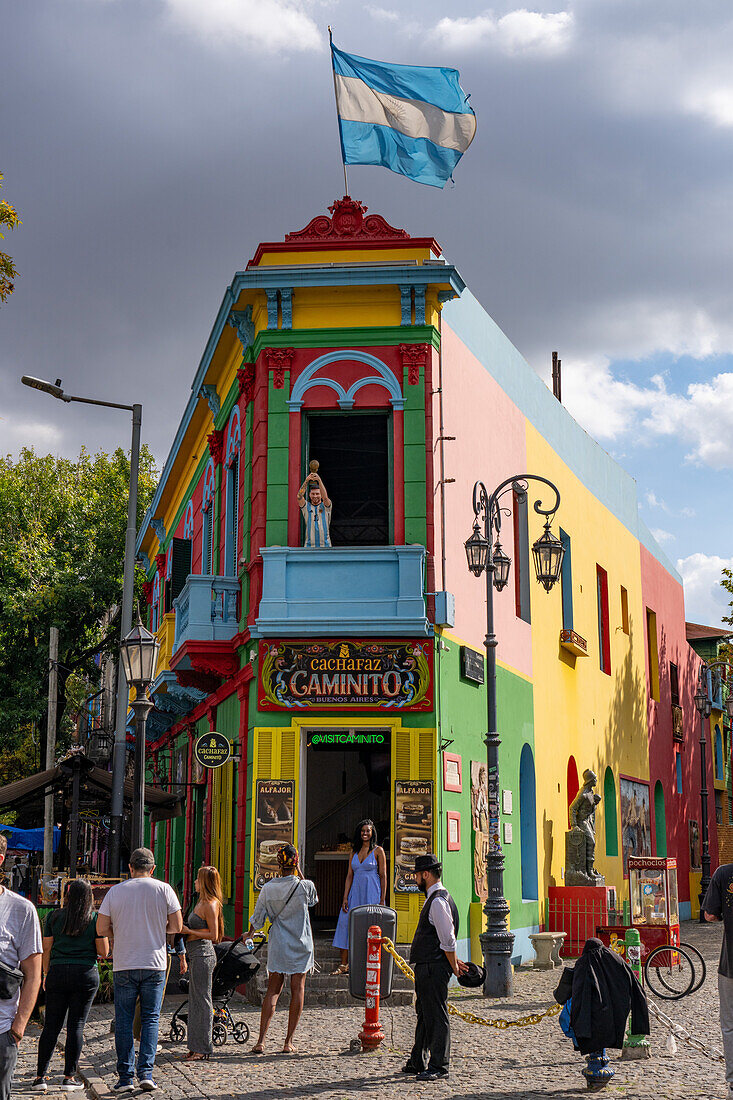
[392,726,436,943]
[209,758,234,901]
[249,725,300,917]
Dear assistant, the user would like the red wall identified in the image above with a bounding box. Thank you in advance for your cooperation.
[641,544,717,907]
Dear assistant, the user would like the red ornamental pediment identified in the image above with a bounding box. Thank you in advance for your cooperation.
[208,429,224,465]
[284,197,410,246]
[399,344,429,385]
[155,553,166,577]
[264,347,294,389]
[237,364,255,405]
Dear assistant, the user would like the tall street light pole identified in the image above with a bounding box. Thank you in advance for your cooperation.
[694,658,733,920]
[21,375,142,876]
[119,619,159,850]
[465,475,565,998]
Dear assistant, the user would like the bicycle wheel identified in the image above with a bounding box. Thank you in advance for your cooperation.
[679,942,707,993]
[644,945,696,999]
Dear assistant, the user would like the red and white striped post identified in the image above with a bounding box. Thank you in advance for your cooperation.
[359,925,385,1051]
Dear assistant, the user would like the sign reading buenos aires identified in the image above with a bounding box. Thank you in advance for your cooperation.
[259,639,433,711]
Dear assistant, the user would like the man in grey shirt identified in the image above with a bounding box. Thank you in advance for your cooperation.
[98,848,182,1093]
[0,833,42,1100]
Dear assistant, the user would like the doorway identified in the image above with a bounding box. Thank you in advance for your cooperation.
[302,727,391,930]
[304,412,391,545]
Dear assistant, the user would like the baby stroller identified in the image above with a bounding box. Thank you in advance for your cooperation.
[169,934,263,1046]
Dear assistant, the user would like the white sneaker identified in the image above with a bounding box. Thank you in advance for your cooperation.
[31,1080,48,1093]
[139,1080,159,1092]
[61,1078,84,1091]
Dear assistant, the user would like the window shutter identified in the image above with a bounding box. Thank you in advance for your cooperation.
[391,726,436,942]
[170,538,192,606]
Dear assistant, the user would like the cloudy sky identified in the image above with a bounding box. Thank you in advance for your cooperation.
[2,0,733,626]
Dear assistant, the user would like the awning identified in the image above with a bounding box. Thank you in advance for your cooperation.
[0,754,181,824]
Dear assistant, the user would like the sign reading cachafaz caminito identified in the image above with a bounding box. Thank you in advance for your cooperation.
[193,732,231,769]
[258,640,433,711]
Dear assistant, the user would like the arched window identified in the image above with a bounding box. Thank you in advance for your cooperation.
[715,725,724,782]
[603,767,619,857]
[202,460,215,575]
[519,744,538,901]
[654,780,667,857]
[183,500,194,540]
[224,408,241,576]
[567,756,580,827]
[151,572,160,633]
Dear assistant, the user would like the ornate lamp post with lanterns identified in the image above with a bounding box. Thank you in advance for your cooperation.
[119,617,160,853]
[465,475,564,997]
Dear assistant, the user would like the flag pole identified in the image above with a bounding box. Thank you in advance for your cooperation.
[328,26,349,196]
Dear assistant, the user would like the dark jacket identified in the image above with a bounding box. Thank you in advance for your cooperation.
[554,938,649,1055]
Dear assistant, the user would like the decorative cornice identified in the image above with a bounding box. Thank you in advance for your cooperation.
[237,364,255,405]
[228,306,254,353]
[264,347,294,389]
[155,553,166,577]
[142,581,154,605]
[208,429,224,465]
[200,385,220,417]
[151,519,166,544]
[285,197,410,246]
[399,343,429,385]
[251,325,440,360]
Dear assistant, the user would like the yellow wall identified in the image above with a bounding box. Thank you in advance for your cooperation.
[525,423,649,899]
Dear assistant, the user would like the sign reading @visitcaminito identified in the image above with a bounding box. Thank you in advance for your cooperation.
[258,639,433,711]
[193,731,231,769]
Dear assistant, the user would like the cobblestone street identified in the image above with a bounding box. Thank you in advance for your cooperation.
[9,922,728,1100]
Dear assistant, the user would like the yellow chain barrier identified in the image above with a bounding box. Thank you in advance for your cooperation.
[380,938,563,1030]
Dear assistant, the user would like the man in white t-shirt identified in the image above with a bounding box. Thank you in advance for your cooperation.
[0,833,42,1100]
[98,848,182,1093]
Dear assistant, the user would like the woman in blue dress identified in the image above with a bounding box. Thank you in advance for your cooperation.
[331,819,387,975]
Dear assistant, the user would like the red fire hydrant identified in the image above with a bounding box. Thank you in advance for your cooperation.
[358,925,385,1051]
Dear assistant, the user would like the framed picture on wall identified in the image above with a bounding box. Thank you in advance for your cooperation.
[447,811,461,851]
[443,752,462,793]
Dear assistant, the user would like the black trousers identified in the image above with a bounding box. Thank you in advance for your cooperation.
[409,959,452,1074]
[37,964,99,1078]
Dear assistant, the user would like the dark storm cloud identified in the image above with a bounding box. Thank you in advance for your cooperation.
[2,0,733,466]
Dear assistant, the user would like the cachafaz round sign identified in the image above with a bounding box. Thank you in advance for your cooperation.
[194,732,231,769]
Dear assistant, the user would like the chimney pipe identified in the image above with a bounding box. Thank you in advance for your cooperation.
[552,351,562,403]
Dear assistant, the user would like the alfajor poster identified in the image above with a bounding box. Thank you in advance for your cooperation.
[254,780,294,890]
[394,780,433,893]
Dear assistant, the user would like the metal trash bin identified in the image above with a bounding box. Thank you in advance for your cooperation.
[348,905,397,1000]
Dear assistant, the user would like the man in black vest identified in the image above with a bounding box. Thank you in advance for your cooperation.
[402,853,468,1082]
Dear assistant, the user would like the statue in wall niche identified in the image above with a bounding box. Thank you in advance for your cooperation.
[565,769,605,887]
[297,459,333,548]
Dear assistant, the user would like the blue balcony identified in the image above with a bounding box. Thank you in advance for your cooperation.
[173,575,240,649]
[255,546,429,637]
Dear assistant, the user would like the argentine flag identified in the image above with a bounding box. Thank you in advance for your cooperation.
[331,45,476,189]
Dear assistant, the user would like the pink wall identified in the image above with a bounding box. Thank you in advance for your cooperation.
[640,544,717,905]
[437,324,532,679]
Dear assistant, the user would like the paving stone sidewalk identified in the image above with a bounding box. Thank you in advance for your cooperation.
[9,921,729,1099]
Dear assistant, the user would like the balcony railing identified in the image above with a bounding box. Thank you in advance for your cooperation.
[255,545,429,637]
[173,575,240,649]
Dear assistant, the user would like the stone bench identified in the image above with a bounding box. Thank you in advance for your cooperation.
[529,931,566,969]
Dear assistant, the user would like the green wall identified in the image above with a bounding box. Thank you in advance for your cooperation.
[435,636,539,947]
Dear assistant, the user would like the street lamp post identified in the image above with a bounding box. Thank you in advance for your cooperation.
[119,619,160,851]
[694,658,733,920]
[21,375,142,876]
[465,475,564,998]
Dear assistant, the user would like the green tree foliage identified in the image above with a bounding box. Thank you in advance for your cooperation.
[723,571,733,627]
[0,172,20,303]
[0,447,158,764]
